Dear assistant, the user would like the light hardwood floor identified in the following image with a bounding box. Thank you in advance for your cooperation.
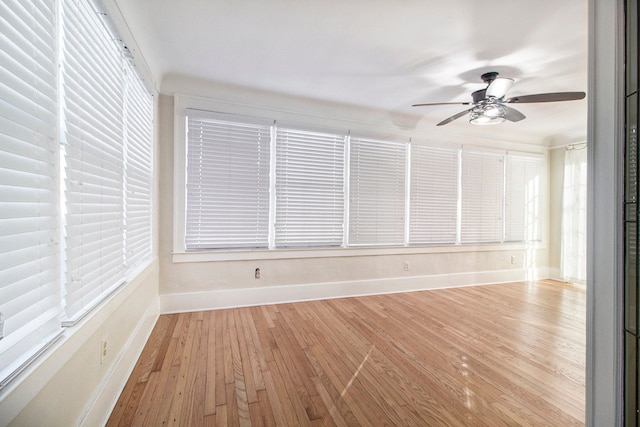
[107,280,585,426]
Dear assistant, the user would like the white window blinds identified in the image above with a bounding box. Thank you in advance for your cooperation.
[185,110,271,250]
[0,0,62,387]
[349,137,407,246]
[124,66,154,268]
[60,0,154,324]
[409,145,459,244]
[275,125,345,248]
[181,111,545,250]
[61,0,126,322]
[505,153,544,242]
[460,150,505,243]
[0,0,154,387]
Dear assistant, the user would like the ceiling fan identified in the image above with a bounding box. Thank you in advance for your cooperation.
[412,71,586,126]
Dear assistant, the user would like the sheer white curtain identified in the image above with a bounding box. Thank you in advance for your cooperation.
[561,146,588,284]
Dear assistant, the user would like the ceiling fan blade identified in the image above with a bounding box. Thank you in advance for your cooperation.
[486,78,514,98]
[503,106,526,122]
[506,92,586,103]
[436,109,472,126]
[412,101,472,107]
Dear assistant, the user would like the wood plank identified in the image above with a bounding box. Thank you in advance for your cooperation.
[248,389,276,427]
[238,307,267,390]
[129,371,161,426]
[141,321,181,426]
[108,280,586,426]
[269,308,327,422]
[205,310,218,415]
[261,369,295,426]
[268,347,313,426]
[166,312,198,426]
[225,381,240,427]
[144,364,180,426]
[214,309,227,407]
[233,308,259,403]
[180,313,208,426]
[228,309,251,426]
[152,314,179,372]
[249,305,276,364]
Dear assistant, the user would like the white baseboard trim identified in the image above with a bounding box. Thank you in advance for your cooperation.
[161,268,551,314]
[80,297,160,427]
[547,267,564,282]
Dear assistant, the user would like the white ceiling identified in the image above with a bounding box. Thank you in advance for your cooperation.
[114,0,588,146]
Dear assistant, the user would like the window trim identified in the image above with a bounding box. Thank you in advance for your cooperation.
[172,241,545,263]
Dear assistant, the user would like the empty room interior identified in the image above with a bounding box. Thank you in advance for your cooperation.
[0,0,627,426]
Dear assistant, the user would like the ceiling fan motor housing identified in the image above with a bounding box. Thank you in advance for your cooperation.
[480,71,500,84]
[472,89,488,104]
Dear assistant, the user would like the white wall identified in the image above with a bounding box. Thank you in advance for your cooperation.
[157,84,553,314]
[0,262,159,427]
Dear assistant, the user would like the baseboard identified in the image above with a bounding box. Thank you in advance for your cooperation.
[80,297,160,427]
[547,267,563,282]
[160,268,551,314]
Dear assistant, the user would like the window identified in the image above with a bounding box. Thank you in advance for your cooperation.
[505,153,544,242]
[0,0,61,389]
[60,0,153,324]
[460,149,505,243]
[61,0,128,321]
[561,147,587,283]
[348,136,407,246]
[185,114,348,250]
[185,110,271,250]
[409,145,459,244]
[275,125,345,248]
[178,109,545,253]
[0,0,154,387]
[124,67,154,268]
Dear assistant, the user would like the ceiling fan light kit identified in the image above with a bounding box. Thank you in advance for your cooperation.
[412,71,586,126]
[469,99,507,125]
[469,105,506,125]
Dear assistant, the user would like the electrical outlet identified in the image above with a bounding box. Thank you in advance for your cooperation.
[510,255,517,265]
[404,261,410,271]
[101,337,108,364]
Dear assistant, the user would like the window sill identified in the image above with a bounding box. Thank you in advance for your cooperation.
[172,242,544,263]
